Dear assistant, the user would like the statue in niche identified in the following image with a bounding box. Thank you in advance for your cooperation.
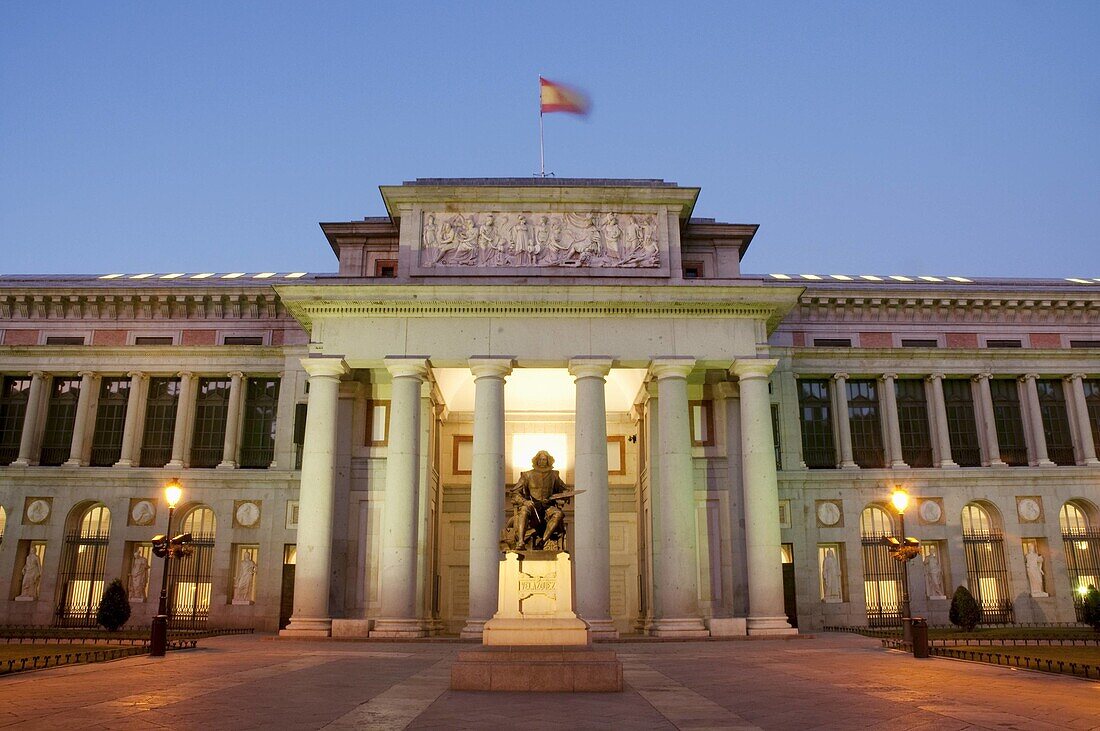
[129,550,150,601]
[1025,547,1046,596]
[500,451,583,552]
[923,549,945,598]
[18,552,42,600]
[822,548,842,602]
[234,554,257,604]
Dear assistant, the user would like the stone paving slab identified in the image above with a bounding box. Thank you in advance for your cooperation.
[0,633,1098,730]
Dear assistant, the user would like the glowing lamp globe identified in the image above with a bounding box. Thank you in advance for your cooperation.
[164,478,183,509]
[890,488,909,515]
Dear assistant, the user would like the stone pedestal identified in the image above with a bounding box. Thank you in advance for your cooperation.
[483,552,589,646]
[451,647,622,692]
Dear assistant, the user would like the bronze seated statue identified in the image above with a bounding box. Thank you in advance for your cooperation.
[499,450,581,553]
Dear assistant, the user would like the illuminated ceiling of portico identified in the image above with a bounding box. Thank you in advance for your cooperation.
[432,368,647,413]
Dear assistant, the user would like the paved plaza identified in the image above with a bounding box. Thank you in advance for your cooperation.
[0,633,1097,730]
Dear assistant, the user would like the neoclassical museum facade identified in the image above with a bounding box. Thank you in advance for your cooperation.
[0,178,1097,636]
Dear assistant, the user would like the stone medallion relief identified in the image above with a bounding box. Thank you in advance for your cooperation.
[420,211,660,269]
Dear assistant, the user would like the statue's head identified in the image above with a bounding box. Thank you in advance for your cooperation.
[531,450,554,469]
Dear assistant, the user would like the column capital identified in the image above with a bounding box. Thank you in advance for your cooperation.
[1020,373,1039,382]
[649,356,695,380]
[731,358,778,381]
[927,372,946,381]
[228,370,245,380]
[468,357,513,379]
[177,370,194,379]
[832,372,849,381]
[973,372,993,382]
[300,356,350,380]
[568,356,613,380]
[77,370,98,379]
[384,357,430,380]
[880,372,898,381]
[127,370,147,380]
[1069,373,1088,381]
[28,370,46,379]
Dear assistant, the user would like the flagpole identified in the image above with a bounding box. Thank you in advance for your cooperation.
[538,76,546,177]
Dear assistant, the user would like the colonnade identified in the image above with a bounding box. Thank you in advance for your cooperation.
[9,369,262,469]
[283,354,793,638]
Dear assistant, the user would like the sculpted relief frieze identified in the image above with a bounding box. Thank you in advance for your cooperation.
[419,211,661,270]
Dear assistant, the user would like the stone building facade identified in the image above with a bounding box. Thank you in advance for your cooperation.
[0,178,1096,635]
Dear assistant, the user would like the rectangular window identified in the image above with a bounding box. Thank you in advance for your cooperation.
[798,379,836,469]
[813,338,851,347]
[771,403,782,471]
[45,336,85,345]
[1069,340,1100,349]
[895,379,932,467]
[682,261,704,279]
[39,376,81,466]
[0,376,31,466]
[942,380,981,467]
[990,379,1028,466]
[374,259,398,278]
[292,402,307,469]
[134,336,174,345]
[190,378,231,468]
[847,379,885,468]
[900,339,938,348]
[986,339,1022,349]
[1085,379,1100,452]
[365,400,390,446]
[1036,379,1074,465]
[689,400,714,447]
[140,377,180,467]
[222,336,264,345]
[240,378,279,468]
[90,377,130,466]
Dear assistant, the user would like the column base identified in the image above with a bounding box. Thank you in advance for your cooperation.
[1083,458,1100,467]
[840,461,859,470]
[113,459,134,468]
[987,460,1007,468]
[62,459,85,467]
[938,460,959,469]
[369,618,429,638]
[460,618,489,639]
[583,617,619,640]
[648,617,709,638]
[10,459,30,467]
[279,616,332,637]
[889,461,910,469]
[1032,459,1055,467]
[216,461,238,470]
[747,615,797,636]
[165,459,184,469]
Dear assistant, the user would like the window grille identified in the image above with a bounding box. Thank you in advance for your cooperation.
[240,378,279,468]
[860,506,902,627]
[798,379,835,468]
[45,336,85,345]
[134,336,174,345]
[55,505,111,627]
[900,339,938,348]
[942,379,981,466]
[1036,379,1075,465]
[771,403,781,471]
[1084,379,1100,453]
[168,507,216,629]
[190,378,230,468]
[989,379,1028,466]
[222,336,264,345]
[90,377,129,466]
[961,504,1013,623]
[293,402,308,469]
[986,339,1022,349]
[1061,503,1100,622]
[39,376,81,466]
[895,379,932,467]
[813,338,851,347]
[0,376,31,465]
[1070,340,1100,349]
[139,378,179,467]
[847,379,885,468]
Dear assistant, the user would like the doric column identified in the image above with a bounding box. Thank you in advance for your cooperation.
[371,357,430,638]
[974,373,1006,467]
[63,371,97,467]
[114,371,145,467]
[217,371,245,469]
[880,373,907,469]
[569,356,616,639]
[462,357,513,639]
[927,374,957,468]
[648,357,707,637]
[833,373,857,469]
[166,372,195,469]
[1021,374,1054,466]
[1068,374,1100,466]
[12,371,47,467]
[733,359,795,635]
[281,356,348,637]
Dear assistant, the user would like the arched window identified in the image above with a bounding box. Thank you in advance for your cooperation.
[860,505,902,626]
[0,505,6,543]
[1061,500,1100,621]
[169,505,216,628]
[960,502,1013,623]
[56,503,112,626]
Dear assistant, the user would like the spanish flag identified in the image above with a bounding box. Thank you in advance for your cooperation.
[540,76,591,116]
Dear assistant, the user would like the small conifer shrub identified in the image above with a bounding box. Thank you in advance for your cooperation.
[97,578,132,631]
[949,585,981,631]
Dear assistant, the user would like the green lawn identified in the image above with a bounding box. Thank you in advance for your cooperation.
[928,626,1100,640]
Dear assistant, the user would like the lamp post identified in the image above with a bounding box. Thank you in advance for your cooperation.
[150,477,183,657]
[890,487,914,644]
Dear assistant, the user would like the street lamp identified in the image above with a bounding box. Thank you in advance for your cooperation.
[150,477,183,657]
[886,487,920,645]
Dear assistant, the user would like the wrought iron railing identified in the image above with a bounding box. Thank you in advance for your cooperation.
[38,446,71,467]
[1048,446,1076,466]
[239,446,274,469]
[962,529,1014,624]
[89,446,121,467]
[0,445,19,466]
[901,446,933,468]
[189,447,222,469]
[853,446,886,469]
[951,446,982,467]
[803,447,836,469]
[139,446,172,468]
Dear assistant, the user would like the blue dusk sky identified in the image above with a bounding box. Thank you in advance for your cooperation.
[1,2,1098,278]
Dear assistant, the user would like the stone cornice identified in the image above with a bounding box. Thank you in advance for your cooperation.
[0,290,290,322]
[786,291,1100,325]
[778,345,1100,377]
